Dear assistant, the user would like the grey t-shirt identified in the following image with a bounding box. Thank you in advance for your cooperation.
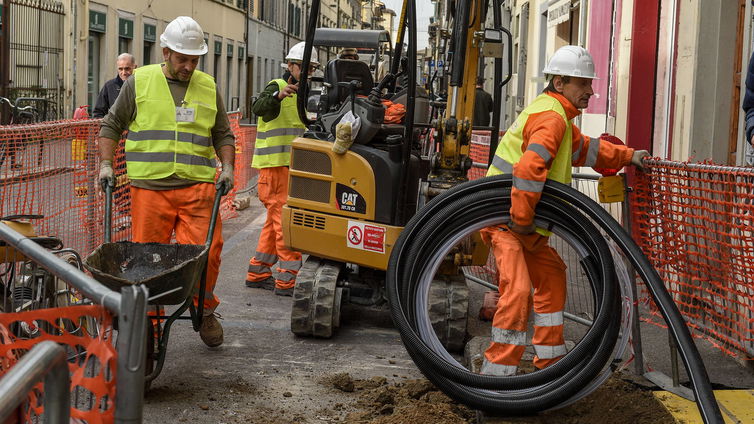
[99,65,235,190]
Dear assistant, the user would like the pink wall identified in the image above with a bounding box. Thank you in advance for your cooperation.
[586,1,617,115]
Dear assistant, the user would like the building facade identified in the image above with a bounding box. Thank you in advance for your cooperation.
[476,0,749,166]
[63,0,247,116]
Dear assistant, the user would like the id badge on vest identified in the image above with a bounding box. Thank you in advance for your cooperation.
[175,106,196,123]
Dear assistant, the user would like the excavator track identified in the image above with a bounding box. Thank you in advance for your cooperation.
[291,256,342,338]
[428,274,469,352]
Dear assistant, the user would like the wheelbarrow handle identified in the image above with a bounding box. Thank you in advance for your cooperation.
[195,181,226,323]
[104,182,113,244]
[204,181,226,247]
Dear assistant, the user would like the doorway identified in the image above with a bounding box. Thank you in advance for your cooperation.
[728,0,746,165]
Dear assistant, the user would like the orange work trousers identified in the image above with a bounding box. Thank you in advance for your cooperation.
[480,225,567,373]
[130,183,223,313]
[246,166,302,290]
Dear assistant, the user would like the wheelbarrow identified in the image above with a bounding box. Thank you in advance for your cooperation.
[83,181,225,387]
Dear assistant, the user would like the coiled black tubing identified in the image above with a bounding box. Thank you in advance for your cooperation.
[386,175,722,423]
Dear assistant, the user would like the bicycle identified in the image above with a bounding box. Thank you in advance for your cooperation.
[0,97,42,171]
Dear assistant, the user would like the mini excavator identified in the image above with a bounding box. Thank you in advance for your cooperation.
[281,0,511,350]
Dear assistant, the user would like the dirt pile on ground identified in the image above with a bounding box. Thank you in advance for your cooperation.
[323,372,675,424]
[324,373,475,423]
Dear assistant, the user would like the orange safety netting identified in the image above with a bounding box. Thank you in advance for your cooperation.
[225,112,258,220]
[632,162,754,358]
[468,130,492,181]
[0,115,257,259]
[0,305,117,423]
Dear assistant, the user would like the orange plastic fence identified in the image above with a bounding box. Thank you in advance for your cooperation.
[468,130,492,181]
[463,131,499,284]
[0,115,256,259]
[0,305,117,423]
[632,161,754,358]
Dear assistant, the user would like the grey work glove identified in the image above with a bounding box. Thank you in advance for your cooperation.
[509,222,536,235]
[98,159,114,191]
[631,150,650,172]
[216,163,234,196]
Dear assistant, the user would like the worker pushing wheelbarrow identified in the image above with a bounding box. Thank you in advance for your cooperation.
[84,14,237,387]
[84,181,226,387]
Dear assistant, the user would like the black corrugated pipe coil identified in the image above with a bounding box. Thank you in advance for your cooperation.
[386,175,722,423]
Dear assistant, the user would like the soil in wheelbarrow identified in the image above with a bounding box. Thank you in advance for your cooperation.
[321,371,674,424]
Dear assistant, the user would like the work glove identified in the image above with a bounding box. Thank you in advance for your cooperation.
[631,150,650,172]
[509,222,536,235]
[98,160,114,192]
[216,163,234,196]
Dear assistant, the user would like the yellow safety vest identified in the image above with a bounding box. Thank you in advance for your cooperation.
[252,79,306,169]
[487,93,573,236]
[125,64,218,182]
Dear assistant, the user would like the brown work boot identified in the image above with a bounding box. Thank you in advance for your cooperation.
[199,312,224,347]
[274,285,294,297]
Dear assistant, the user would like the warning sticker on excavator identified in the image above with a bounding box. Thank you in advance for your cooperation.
[346,221,386,253]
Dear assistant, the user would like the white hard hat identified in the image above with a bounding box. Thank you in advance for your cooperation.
[160,16,208,56]
[285,41,319,66]
[542,45,598,79]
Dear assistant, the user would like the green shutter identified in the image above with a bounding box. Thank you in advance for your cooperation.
[214,40,222,55]
[89,11,106,33]
[227,43,233,58]
[144,23,156,42]
[118,18,133,39]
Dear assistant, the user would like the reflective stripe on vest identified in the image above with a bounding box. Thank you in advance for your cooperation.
[486,93,573,236]
[125,64,218,182]
[251,79,306,169]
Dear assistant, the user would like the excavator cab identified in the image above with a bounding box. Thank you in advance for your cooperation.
[282,0,512,347]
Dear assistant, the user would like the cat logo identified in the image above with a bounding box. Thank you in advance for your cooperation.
[342,192,358,207]
[336,183,366,214]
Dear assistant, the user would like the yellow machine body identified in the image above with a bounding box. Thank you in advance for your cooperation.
[282,137,404,270]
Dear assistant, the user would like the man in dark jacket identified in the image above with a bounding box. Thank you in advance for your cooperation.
[743,52,754,147]
[92,53,137,118]
[474,76,494,127]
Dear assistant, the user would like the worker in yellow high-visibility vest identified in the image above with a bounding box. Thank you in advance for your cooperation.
[245,42,319,297]
[98,16,235,348]
[481,45,649,376]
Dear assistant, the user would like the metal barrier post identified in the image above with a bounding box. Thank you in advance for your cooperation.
[114,285,148,424]
[621,174,645,375]
[0,341,69,423]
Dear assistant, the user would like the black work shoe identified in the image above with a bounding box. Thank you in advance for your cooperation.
[246,276,274,290]
[274,286,294,297]
[199,313,224,347]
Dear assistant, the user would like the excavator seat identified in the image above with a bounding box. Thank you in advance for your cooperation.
[318,59,386,145]
[323,59,374,111]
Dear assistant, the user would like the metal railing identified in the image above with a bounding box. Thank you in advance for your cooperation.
[0,222,149,423]
[0,341,69,423]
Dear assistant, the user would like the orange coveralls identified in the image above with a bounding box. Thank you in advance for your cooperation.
[481,91,634,376]
[245,166,302,290]
[131,184,223,313]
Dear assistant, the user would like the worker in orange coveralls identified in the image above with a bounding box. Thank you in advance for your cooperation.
[97,16,235,348]
[245,42,319,296]
[480,45,650,376]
